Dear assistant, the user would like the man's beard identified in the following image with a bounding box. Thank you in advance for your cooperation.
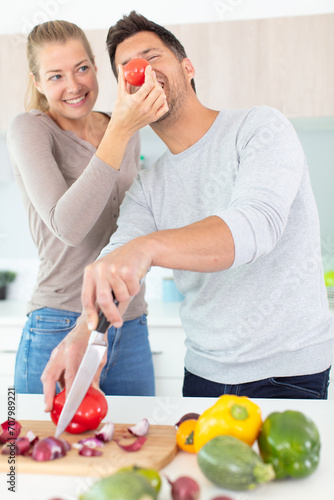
[153,71,190,126]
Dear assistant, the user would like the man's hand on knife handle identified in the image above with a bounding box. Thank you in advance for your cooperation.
[81,242,151,332]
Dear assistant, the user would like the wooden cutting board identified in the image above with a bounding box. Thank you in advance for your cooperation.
[0,420,178,476]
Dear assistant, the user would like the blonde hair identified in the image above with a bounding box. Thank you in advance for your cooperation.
[25,20,95,112]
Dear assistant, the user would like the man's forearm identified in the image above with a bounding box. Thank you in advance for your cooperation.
[81,215,235,329]
[141,215,235,272]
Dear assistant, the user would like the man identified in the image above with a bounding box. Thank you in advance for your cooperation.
[42,11,333,409]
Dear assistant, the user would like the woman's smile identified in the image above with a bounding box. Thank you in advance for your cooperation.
[64,93,89,106]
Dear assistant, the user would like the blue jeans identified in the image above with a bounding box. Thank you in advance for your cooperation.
[182,367,331,399]
[14,307,155,396]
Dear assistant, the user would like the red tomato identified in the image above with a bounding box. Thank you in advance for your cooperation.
[123,58,149,86]
[51,387,108,434]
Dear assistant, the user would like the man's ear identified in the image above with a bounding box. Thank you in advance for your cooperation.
[182,58,195,83]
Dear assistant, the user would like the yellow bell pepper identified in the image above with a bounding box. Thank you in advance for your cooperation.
[193,394,262,452]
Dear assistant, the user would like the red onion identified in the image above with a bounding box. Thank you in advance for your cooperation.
[32,437,69,461]
[61,439,71,452]
[175,413,200,428]
[79,445,103,457]
[167,476,200,500]
[128,418,149,437]
[95,421,114,442]
[115,435,147,452]
[1,437,31,456]
[78,437,105,448]
[26,430,39,446]
[0,420,22,443]
[16,437,31,455]
[211,497,234,500]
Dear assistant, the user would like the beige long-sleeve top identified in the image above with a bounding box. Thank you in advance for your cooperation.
[7,109,147,318]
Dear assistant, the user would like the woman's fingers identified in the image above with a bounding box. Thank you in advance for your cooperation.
[117,64,128,96]
[114,63,168,127]
[41,348,63,412]
[41,318,94,411]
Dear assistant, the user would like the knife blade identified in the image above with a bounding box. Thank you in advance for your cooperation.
[55,299,118,438]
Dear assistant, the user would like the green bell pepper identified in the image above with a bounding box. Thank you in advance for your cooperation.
[257,410,320,479]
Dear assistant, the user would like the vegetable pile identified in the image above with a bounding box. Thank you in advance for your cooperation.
[0,392,322,498]
[174,394,321,492]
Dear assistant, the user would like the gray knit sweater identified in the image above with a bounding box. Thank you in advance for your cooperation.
[101,106,334,384]
[7,109,147,319]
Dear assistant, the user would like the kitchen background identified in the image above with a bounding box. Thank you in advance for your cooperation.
[0,0,334,396]
[0,0,333,301]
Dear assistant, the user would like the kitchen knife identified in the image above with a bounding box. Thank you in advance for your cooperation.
[54,299,118,438]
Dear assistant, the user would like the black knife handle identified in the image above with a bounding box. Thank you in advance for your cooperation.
[96,292,119,333]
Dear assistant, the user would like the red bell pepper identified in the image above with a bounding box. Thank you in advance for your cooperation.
[51,387,108,434]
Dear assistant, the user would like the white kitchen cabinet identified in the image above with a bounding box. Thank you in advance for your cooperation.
[169,13,334,118]
[0,351,16,389]
[328,380,334,400]
[0,321,22,390]
[149,325,186,397]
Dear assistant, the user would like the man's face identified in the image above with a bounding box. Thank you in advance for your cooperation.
[115,31,194,123]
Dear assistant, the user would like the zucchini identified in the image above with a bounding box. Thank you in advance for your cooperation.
[197,435,275,491]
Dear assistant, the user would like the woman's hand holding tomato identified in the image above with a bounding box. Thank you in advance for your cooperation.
[109,62,168,137]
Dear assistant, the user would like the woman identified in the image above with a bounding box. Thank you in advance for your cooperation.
[7,20,165,396]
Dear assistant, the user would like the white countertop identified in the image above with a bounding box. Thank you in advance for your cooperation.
[0,394,333,500]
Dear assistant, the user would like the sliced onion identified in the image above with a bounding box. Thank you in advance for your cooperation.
[16,437,31,455]
[79,445,103,457]
[128,418,149,437]
[26,430,39,446]
[95,421,115,442]
[115,435,147,452]
[175,413,200,428]
[78,437,105,448]
[32,437,68,461]
[60,439,71,452]
[72,443,83,450]
[0,420,22,443]
[1,437,31,456]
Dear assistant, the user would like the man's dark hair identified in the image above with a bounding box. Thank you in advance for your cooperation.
[106,11,196,92]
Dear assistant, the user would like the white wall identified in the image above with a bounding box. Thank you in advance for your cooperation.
[2,0,334,35]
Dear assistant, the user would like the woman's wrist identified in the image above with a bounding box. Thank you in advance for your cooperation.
[96,121,133,170]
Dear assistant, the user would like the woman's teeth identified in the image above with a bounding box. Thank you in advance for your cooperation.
[65,95,86,104]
